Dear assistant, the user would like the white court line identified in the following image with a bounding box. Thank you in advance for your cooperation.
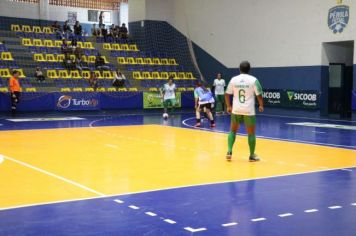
[184,227,207,232]
[351,203,356,206]
[251,218,266,222]
[164,219,176,224]
[340,169,353,172]
[278,213,293,218]
[328,206,342,209]
[114,199,124,204]
[0,155,4,164]
[305,209,318,213]
[312,131,326,134]
[296,163,308,167]
[1,165,355,212]
[222,222,238,227]
[128,205,140,210]
[105,144,119,149]
[180,117,356,150]
[0,154,105,197]
[145,212,157,217]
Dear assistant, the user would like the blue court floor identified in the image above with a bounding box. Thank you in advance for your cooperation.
[0,111,355,236]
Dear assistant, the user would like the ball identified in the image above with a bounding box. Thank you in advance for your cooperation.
[163,113,169,119]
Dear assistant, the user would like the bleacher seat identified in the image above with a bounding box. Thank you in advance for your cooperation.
[94,71,103,79]
[133,71,142,80]
[129,88,138,92]
[58,70,70,79]
[61,88,71,92]
[33,26,42,34]
[17,69,26,78]
[82,71,90,79]
[153,58,161,65]
[0,87,9,92]
[107,87,116,92]
[1,52,14,61]
[34,53,45,62]
[85,87,94,92]
[103,43,112,50]
[70,71,82,79]
[142,72,152,79]
[88,56,96,64]
[169,72,178,79]
[186,72,194,79]
[84,42,94,49]
[118,57,127,64]
[121,44,129,51]
[45,54,56,62]
[127,57,136,65]
[25,88,37,92]
[129,45,139,51]
[43,27,54,34]
[11,24,21,32]
[152,71,160,79]
[22,25,32,33]
[73,88,83,92]
[0,69,11,78]
[161,72,169,80]
[169,59,178,65]
[144,58,153,65]
[47,70,59,79]
[161,58,169,65]
[33,39,43,47]
[43,40,54,47]
[22,38,33,46]
[102,71,113,79]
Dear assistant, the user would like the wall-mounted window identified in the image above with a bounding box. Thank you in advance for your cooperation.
[49,0,127,11]
[7,0,39,3]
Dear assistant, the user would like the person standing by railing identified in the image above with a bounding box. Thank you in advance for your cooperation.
[9,70,21,117]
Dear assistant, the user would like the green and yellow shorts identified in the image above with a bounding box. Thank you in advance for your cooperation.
[231,114,256,126]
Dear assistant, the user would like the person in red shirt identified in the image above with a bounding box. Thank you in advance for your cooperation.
[9,70,21,116]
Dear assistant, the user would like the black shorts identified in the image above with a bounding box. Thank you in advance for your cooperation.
[11,92,20,104]
[199,103,213,110]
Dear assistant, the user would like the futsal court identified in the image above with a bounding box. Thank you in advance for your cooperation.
[0,112,355,235]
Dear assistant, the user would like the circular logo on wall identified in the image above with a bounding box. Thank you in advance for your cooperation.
[57,95,72,109]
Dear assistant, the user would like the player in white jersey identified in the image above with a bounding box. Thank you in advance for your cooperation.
[225,61,264,162]
[160,77,177,117]
[213,73,226,114]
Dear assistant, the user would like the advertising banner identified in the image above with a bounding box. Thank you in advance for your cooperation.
[262,90,320,109]
[54,92,100,111]
[352,91,356,111]
[143,92,181,109]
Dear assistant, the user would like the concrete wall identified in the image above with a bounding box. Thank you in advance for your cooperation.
[143,0,355,68]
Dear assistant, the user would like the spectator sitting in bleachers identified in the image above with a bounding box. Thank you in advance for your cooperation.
[61,39,69,54]
[74,21,83,36]
[74,45,82,59]
[63,53,74,70]
[91,24,100,36]
[34,67,45,82]
[95,53,109,71]
[89,71,99,90]
[80,55,90,70]
[112,70,126,88]
[119,23,128,39]
[69,38,77,53]
[51,21,62,39]
[63,20,72,34]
